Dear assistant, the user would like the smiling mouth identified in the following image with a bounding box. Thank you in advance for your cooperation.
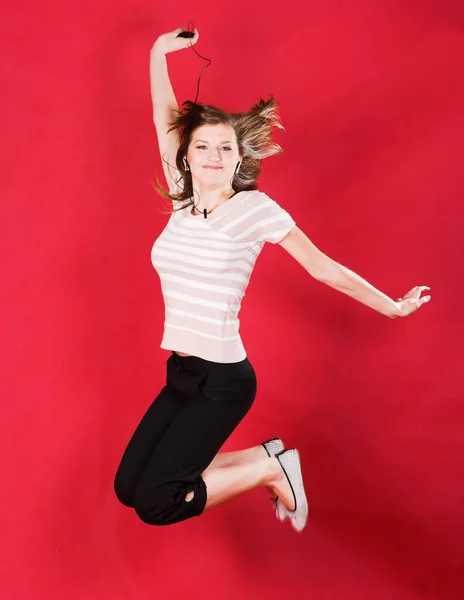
[203,166,222,170]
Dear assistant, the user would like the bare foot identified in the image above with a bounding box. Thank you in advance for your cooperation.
[266,457,295,511]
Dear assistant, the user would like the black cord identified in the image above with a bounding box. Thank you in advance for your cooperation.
[181,22,212,218]
[182,21,211,106]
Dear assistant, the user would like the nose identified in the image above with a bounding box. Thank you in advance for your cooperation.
[207,148,221,161]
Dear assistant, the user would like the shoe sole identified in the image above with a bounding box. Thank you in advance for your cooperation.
[276,448,308,532]
[262,438,284,457]
[261,438,288,522]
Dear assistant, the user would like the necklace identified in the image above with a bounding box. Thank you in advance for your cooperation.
[191,204,211,217]
[191,191,238,218]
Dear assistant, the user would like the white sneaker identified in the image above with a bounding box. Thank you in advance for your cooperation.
[261,437,284,458]
[275,448,309,532]
[271,495,289,522]
[261,438,288,522]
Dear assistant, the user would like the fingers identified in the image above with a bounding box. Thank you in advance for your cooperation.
[189,29,200,44]
[403,287,417,299]
[413,292,431,311]
[173,27,199,39]
[402,285,431,300]
[395,285,431,317]
[176,27,199,37]
[416,286,431,304]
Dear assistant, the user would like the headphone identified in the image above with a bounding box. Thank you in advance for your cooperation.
[177,23,241,218]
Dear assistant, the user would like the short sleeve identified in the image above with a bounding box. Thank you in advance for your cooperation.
[244,191,296,244]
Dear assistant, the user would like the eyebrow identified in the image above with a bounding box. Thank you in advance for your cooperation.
[194,139,234,144]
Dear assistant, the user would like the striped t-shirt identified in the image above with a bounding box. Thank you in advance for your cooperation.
[151,185,296,363]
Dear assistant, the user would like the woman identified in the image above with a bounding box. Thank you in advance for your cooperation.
[113,28,431,533]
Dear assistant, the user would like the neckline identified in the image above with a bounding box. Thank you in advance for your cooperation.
[186,191,246,219]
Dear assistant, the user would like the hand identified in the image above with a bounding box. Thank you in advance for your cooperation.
[393,286,431,318]
[152,27,200,55]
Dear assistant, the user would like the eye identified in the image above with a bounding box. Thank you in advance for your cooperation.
[221,147,232,151]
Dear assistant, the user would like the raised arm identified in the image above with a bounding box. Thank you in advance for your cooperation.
[150,28,199,188]
[278,226,431,318]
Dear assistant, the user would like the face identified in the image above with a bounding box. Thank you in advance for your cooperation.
[186,123,241,191]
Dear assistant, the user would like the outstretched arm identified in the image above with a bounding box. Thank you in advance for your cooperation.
[278,226,431,318]
[150,28,200,186]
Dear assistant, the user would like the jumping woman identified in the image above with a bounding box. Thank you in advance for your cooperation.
[114,27,431,533]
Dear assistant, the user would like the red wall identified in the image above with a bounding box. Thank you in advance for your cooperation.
[2,1,463,599]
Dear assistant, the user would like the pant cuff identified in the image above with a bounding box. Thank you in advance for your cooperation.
[190,475,207,517]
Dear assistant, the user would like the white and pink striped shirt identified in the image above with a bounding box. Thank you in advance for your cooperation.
[151,187,296,363]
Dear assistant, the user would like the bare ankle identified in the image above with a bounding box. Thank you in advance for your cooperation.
[264,456,283,486]
[257,444,270,461]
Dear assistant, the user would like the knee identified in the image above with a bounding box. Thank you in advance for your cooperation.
[133,480,205,526]
[133,485,173,526]
[113,472,135,508]
[134,507,166,526]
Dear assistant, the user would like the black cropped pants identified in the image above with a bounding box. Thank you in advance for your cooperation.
[114,351,257,526]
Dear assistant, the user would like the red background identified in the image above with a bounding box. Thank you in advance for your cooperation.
[2,1,463,599]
